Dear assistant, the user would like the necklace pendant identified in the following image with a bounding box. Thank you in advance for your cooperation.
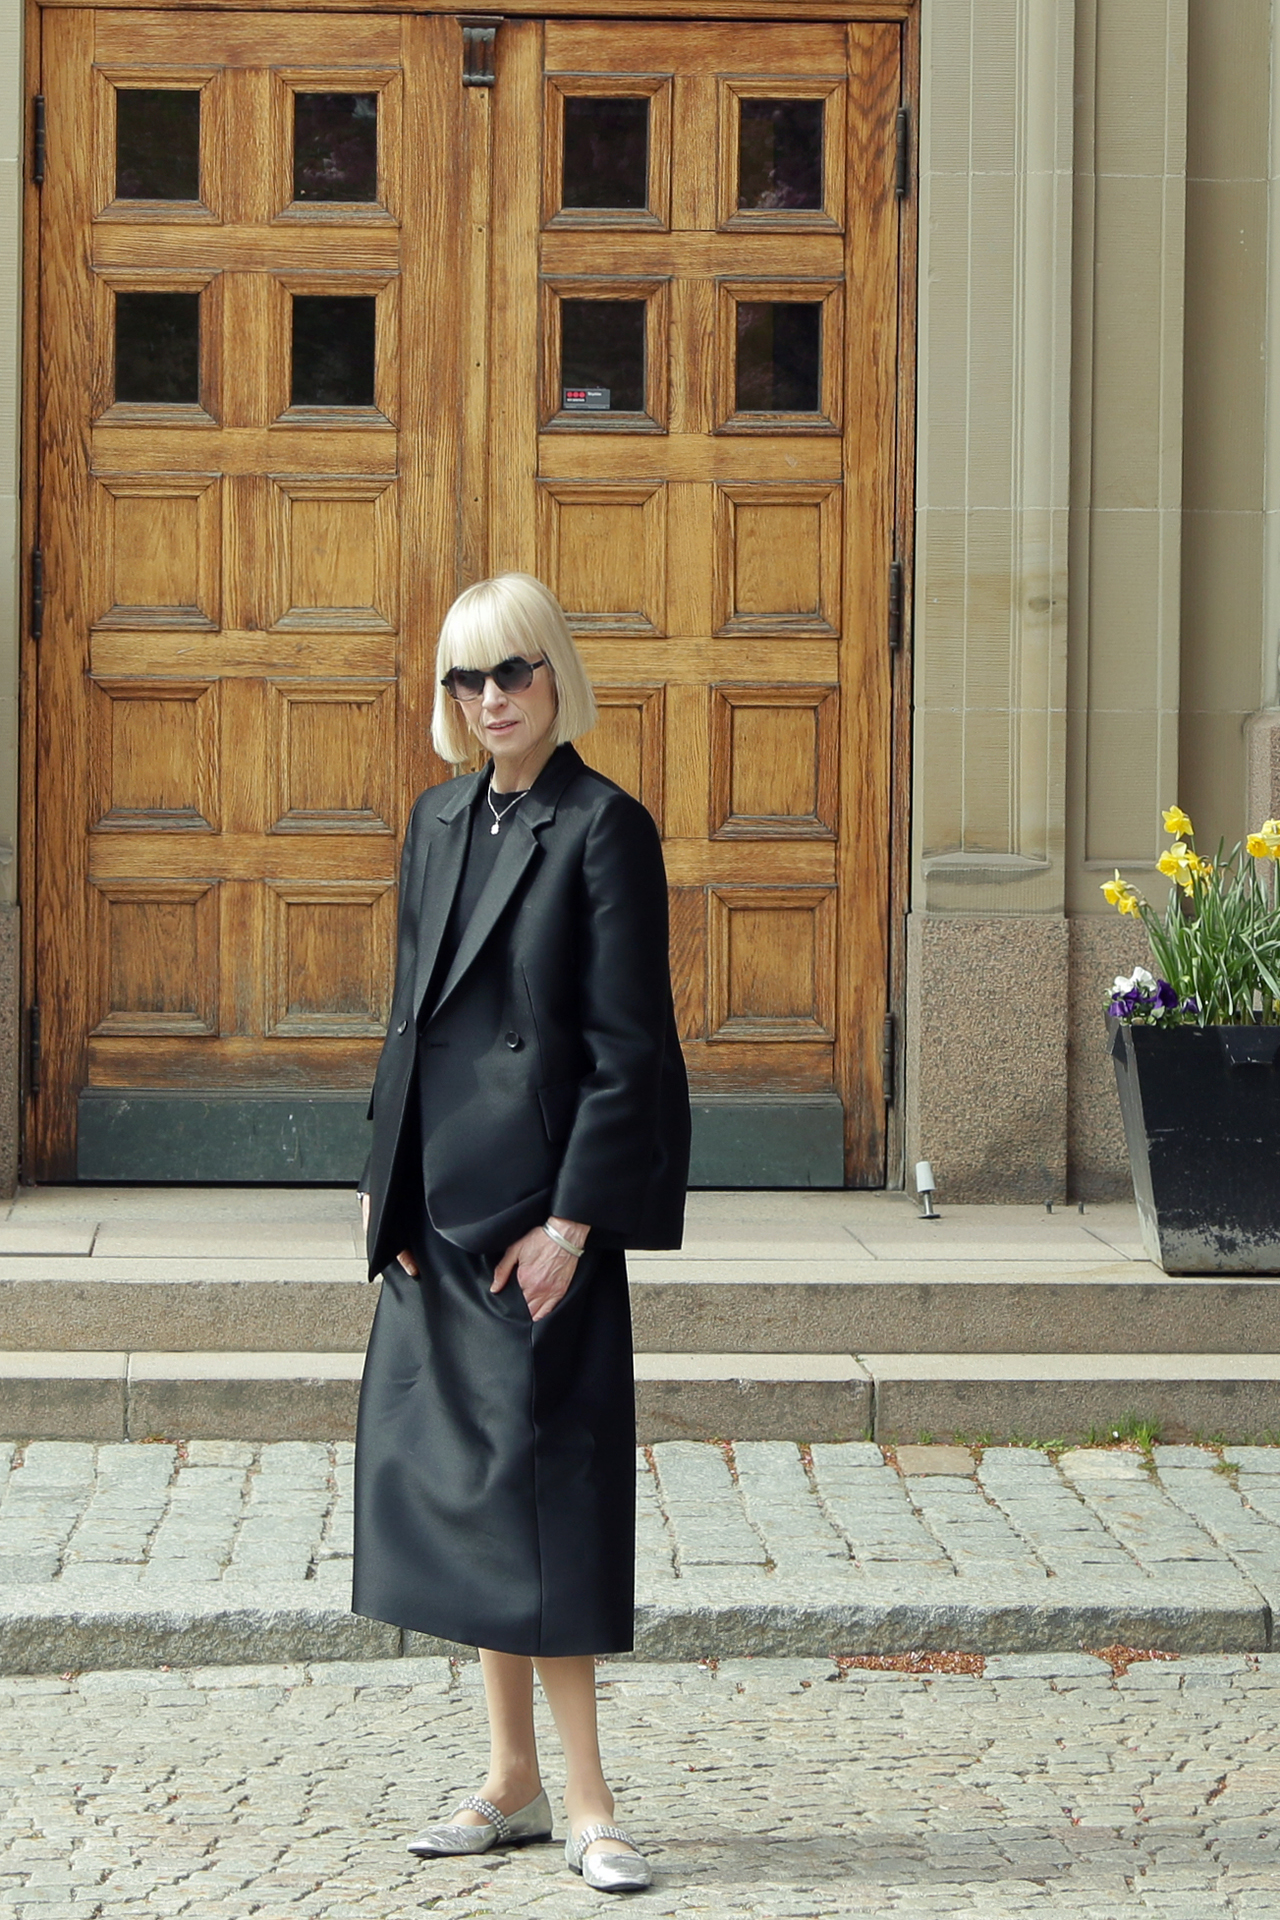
[490,820,500,835]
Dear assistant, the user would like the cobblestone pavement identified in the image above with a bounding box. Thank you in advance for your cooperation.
[3,1652,1280,1918]
[4,1438,1280,1602]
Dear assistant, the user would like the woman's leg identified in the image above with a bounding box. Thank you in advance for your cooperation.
[533,1654,640,1859]
[453,1648,544,1823]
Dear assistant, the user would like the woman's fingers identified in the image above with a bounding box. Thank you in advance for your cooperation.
[490,1244,519,1293]
[398,1248,420,1276]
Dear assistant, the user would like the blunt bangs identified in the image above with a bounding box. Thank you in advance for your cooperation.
[431,574,598,765]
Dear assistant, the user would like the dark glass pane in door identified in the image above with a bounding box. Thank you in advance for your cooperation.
[738,99,823,211]
[562,97,648,210]
[294,93,379,202]
[291,295,377,406]
[114,291,200,404]
[116,89,200,201]
[561,300,645,412]
[735,302,821,411]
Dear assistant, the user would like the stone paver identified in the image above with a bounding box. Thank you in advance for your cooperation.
[2,1653,1280,1916]
[3,1440,1280,1669]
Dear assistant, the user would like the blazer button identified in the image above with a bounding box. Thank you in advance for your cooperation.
[396,1019,408,1035]
[505,1030,522,1050]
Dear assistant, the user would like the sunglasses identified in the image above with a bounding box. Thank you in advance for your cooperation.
[440,656,547,702]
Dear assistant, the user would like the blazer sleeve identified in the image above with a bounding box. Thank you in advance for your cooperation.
[356,791,428,1195]
[549,791,672,1234]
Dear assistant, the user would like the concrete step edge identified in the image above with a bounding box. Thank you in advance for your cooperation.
[0,1584,1269,1676]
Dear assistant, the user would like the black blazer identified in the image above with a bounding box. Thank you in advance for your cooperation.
[362,743,690,1277]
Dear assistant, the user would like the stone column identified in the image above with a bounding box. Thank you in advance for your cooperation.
[1065,0,1190,1199]
[908,0,1075,1201]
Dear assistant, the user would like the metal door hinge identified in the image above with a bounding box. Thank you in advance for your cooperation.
[27,1007,40,1098]
[30,549,43,642]
[888,558,903,651]
[882,1012,896,1107]
[32,96,45,185]
[459,16,500,86]
[895,105,911,199]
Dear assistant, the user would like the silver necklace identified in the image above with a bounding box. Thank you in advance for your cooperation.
[486,780,527,835]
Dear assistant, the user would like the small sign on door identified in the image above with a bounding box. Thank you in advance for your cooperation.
[562,386,610,411]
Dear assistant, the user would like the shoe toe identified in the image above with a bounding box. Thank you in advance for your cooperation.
[407,1822,494,1857]
[581,1850,653,1892]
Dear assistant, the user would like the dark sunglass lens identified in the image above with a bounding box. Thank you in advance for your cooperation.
[444,667,485,699]
[493,657,535,692]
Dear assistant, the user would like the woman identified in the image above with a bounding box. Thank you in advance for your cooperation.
[354,572,690,1895]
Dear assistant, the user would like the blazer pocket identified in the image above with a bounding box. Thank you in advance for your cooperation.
[537,1080,579,1145]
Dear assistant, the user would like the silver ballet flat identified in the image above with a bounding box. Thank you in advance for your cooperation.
[565,1823,653,1893]
[406,1789,552,1857]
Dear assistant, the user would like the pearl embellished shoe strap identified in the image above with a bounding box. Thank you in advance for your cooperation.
[460,1796,509,1840]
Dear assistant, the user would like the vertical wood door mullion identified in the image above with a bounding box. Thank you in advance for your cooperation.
[34,9,97,1176]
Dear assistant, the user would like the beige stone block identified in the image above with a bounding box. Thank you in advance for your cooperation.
[1186,0,1270,183]
[961,708,1016,851]
[1084,509,1165,705]
[1084,709,1167,864]
[921,0,977,177]
[1183,180,1267,511]
[1180,511,1265,712]
[1067,915,1138,1202]
[1244,708,1280,826]
[966,174,1018,511]
[920,173,978,512]
[1090,176,1173,509]
[1178,707,1252,853]
[968,1,1018,176]
[905,912,1068,1204]
[1094,0,1187,179]
[913,512,968,708]
[914,707,964,860]
[895,1444,976,1476]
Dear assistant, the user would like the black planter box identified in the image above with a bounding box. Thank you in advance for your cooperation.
[1111,1020,1280,1273]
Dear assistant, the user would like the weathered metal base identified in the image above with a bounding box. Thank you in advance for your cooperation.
[76,1089,848,1189]
[1112,1021,1280,1273]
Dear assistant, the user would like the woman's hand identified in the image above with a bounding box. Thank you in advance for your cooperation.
[491,1218,590,1321]
[359,1191,419,1276]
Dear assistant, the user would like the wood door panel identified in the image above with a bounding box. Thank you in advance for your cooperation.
[90,678,220,831]
[89,878,220,1035]
[90,473,222,628]
[34,9,459,1176]
[488,16,902,1179]
[35,9,903,1185]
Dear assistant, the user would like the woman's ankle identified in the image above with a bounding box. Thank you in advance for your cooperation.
[480,1770,542,1812]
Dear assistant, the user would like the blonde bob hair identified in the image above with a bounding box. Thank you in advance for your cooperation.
[431,573,598,766]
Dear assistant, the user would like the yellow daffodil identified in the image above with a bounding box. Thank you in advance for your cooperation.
[1101,871,1142,917]
[1163,805,1194,838]
[1156,841,1191,880]
[1247,819,1280,859]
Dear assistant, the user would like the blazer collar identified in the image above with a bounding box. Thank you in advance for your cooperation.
[416,744,583,1019]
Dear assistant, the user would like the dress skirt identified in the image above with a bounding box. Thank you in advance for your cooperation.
[352,1214,637,1657]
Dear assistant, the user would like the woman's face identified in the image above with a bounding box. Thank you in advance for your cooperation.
[462,653,559,784]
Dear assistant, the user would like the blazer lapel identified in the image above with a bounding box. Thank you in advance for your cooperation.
[428,814,540,1016]
[411,771,481,1020]
[426,744,585,1019]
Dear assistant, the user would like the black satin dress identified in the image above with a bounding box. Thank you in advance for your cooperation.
[352,785,637,1656]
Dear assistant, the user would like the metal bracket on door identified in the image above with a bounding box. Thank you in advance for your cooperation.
[459,16,501,86]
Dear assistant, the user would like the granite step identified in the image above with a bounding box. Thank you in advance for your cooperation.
[4,1262,1280,1355]
[5,1349,1280,1444]
[0,1350,873,1445]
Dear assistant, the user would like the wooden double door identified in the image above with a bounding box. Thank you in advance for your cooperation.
[30,7,908,1184]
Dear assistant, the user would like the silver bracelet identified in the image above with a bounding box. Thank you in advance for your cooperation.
[541,1221,585,1258]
